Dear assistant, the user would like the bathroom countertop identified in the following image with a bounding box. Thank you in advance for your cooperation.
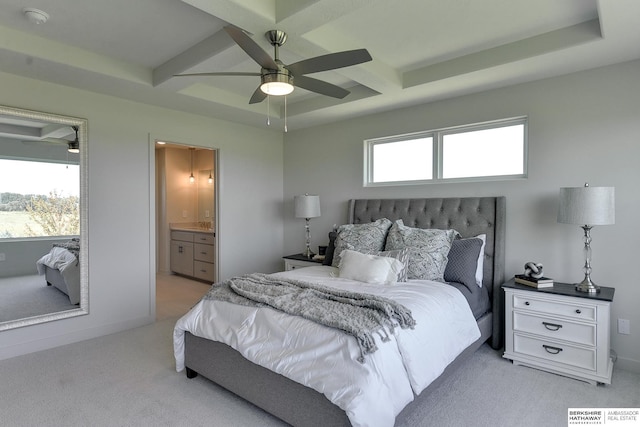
[170,223,215,234]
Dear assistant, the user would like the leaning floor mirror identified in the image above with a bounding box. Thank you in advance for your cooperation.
[0,105,88,331]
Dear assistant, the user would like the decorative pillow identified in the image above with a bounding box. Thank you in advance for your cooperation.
[375,248,410,282]
[331,218,393,267]
[322,231,337,266]
[338,249,404,285]
[474,234,486,287]
[444,237,483,292]
[384,220,457,281]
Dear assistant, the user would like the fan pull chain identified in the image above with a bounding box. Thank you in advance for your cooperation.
[284,96,288,133]
[266,95,271,126]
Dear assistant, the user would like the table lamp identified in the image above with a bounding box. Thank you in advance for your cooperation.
[558,183,615,293]
[294,194,321,258]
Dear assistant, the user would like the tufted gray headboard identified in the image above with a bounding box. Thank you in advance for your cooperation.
[348,197,506,349]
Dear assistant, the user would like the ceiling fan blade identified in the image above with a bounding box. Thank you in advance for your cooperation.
[21,137,69,146]
[224,26,279,71]
[294,75,350,99]
[249,86,267,104]
[287,49,372,75]
[174,72,261,77]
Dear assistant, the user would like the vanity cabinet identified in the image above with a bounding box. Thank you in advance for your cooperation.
[170,230,215,282]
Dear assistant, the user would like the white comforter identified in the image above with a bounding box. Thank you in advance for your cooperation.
[173,266,480,427]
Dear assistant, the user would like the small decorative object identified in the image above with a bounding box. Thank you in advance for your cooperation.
[294,193,321,258]
[524,261,544,279]
[514,261,554,288]
[558,183,615,293]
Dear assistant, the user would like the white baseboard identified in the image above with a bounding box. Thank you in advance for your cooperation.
[614,356,640,374]
[0,315,155,362]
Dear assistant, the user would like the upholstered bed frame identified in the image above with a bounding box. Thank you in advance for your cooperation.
[184,197,506,426]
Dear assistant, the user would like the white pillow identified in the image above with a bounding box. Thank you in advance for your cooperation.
[338,249,404,285]
[475,234,486,287]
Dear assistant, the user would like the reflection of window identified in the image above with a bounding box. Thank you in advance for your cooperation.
[0,159,79,239]
[364,117,527,186]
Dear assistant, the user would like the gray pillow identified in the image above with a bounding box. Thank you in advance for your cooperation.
[331,218,392,267]
[384,219,457,281]
[322,231,337,266]
[376,248,410,282]
[444,237,483,292]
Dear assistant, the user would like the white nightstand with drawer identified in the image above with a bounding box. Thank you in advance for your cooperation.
[503,279,615,385]
[283,253,323,271]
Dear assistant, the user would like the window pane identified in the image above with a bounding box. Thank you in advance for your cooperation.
[372,137,433,182]
[0,159,79,238]
[442,124,524,179]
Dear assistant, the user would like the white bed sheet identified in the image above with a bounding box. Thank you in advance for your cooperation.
[173,266,480,427]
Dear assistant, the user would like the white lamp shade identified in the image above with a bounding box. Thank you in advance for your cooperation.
[558,186,615,225]
[294,194,321,218]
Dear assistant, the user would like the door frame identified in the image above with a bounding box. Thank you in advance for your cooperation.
[148,136,220,319]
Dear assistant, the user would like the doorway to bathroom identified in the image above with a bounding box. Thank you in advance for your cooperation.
[153,140,218,320]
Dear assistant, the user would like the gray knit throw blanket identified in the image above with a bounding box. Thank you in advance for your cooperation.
[203,273,416,363]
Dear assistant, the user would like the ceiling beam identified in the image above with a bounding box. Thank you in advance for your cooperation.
[404,19,602,88]
[153,30,237,87]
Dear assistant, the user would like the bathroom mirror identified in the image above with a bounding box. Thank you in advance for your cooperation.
[0,105,88,331]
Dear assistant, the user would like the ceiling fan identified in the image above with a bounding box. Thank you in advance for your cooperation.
[20,126,79,153]
[175,26,372,104]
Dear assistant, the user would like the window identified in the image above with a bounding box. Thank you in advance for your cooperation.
[0,159,79,239]
[365,117,527,186]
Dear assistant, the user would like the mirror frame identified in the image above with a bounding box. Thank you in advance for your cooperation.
[0,105,88,331]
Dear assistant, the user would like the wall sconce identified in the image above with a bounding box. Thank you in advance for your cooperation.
[208,170,213,184]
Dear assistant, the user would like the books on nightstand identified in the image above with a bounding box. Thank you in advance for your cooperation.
[514,274,554,288]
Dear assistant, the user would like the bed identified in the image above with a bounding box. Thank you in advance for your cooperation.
[174,197,505,426]
[35,238,81,305]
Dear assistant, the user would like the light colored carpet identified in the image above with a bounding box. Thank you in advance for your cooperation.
[399,344,640,427]
[0,274,75,322]
[1,281,638,426]
[0,317,287,427]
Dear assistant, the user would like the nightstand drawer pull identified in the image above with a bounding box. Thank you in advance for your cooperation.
[524,301,530,306]
[542,344,563,355]
[542,321,563,331]
[575,309,581,314]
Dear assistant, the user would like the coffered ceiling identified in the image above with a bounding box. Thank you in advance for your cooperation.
[0,0,638,131]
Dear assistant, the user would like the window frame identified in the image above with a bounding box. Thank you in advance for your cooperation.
[364,116,528,187]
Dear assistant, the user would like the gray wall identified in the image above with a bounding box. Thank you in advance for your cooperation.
[0,71,284,360]
[0,239,69,277]
[283,59,640,373]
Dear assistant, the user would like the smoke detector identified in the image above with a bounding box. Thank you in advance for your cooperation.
[23,8,50,25]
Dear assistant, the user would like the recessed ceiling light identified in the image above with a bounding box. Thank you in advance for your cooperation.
[23,8,49,25]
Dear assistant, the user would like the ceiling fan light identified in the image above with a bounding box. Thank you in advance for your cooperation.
[261,81,294,96]
[67,141,79,153]
[260,71,294,96]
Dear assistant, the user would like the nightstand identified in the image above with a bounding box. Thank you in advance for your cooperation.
[283,253,323,271]
[503,278,615,385]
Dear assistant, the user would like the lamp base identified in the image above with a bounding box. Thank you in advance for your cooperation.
[302,248,315,259]
[575,276,600,293]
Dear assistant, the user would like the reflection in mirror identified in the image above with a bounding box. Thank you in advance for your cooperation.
[197,169,215,227]
[0,105,88,331]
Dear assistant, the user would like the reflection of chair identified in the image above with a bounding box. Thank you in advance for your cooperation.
[36,243,81,305]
